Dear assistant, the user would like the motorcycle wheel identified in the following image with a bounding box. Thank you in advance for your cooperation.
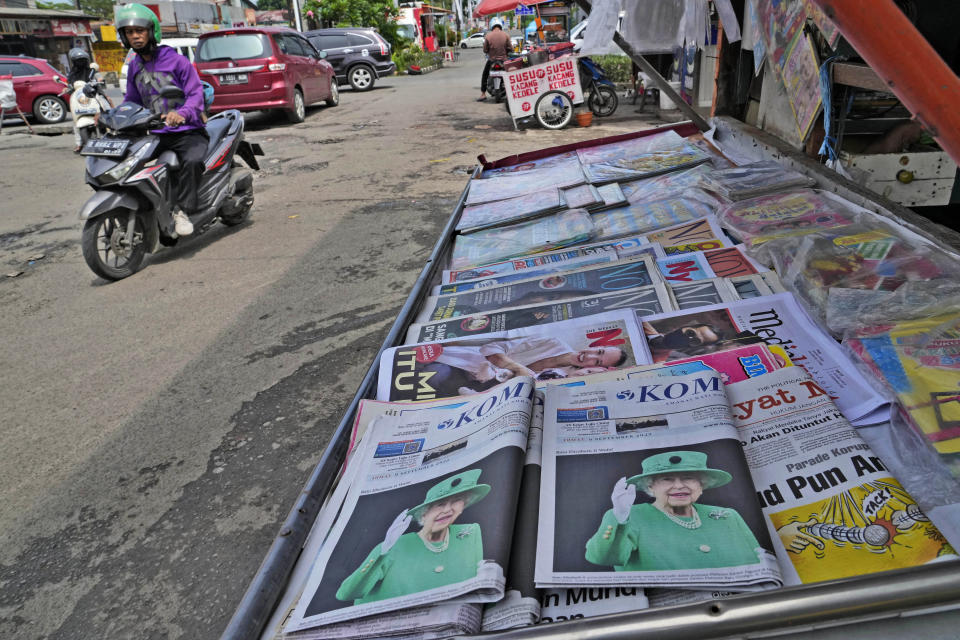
[588,85,619,117]
[81,210,146,281]
[221,171,254,227]
[534,90,573,130]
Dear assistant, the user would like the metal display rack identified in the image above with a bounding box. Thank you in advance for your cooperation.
[221,120,960,640]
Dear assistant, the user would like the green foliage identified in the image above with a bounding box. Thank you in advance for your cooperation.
[301,0,399,32]
[78,0,114,19]
[391,45,443,73]
[36,0,74,9]
[592,54,633,84]
[256,0,287,10]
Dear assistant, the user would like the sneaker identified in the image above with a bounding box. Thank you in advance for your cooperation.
[173,211,194,236]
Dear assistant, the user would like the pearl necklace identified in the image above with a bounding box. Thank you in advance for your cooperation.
[660,507,702,530]
[421,529,450,553]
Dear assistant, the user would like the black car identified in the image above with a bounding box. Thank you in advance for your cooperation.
[304,28,395,91]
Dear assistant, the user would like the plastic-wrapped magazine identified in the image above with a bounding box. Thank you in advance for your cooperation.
[536,370,783,589]
[846,314,960,461]
[639,293,892,426]
[457,188,567,234]
[591,198,716,241]
[595,183,627,210]
[283,379,535,633]
[405,283,673,344]
[726,367,956,585]
[582,144,711,185]
[698,161,815,200]
[717,190,859,246]
[441,246,618,286]
[449,209,595,271]
[621,164,716,205]
[378,310,651,402]
[667,278,741,309]
[481,151,580,178]
[466,161,587,206]
[575,130,685,165]
[418,256,662,323]
[562,184,604,210]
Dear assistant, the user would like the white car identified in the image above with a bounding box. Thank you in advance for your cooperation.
[459,32,486,49]
[119,37,198,93]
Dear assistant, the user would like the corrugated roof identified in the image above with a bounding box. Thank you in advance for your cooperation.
[0,7,99,20]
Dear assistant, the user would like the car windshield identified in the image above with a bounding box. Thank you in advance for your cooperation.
[197,34,271,61]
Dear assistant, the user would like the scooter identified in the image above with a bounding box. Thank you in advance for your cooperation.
[487,59,507,103]
[78,85,264,281]
[578,56,619,118]
[57,63,113,149]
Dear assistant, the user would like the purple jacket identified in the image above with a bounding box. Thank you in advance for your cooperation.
[123,45,204,134]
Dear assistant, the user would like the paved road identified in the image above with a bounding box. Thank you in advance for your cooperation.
[0,50,665,639]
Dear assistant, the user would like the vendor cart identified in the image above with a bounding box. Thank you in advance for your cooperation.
[492,55,584,131]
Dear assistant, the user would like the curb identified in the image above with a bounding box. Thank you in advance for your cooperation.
[406,64,442,75]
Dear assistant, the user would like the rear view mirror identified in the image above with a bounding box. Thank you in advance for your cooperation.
[159,85,184,100]
[90,62,100,71]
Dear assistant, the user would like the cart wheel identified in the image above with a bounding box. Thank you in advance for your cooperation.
[534,90,573,130]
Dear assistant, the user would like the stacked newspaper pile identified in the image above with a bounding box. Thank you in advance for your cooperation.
[272,128,960,639]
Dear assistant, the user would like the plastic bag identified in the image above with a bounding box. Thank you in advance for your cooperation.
[698,160,815,201]
[717,189,860,246]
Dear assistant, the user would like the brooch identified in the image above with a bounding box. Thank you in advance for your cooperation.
[457,528,472,539]
[708,510,729,520]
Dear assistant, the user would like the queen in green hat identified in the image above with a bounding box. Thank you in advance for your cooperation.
[336,469,489,605]
[585,451,763,572]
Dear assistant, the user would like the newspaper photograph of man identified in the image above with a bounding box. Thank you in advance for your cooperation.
[584,450,764,571]
[641,309,764,363]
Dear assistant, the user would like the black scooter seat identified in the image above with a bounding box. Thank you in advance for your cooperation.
[204,117,232,157]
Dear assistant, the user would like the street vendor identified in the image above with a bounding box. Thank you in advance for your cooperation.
[477,18,512,102]
[336,470,489,604]
[585,451,763,571]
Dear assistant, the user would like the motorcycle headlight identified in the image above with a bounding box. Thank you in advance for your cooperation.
[105,155,140,183]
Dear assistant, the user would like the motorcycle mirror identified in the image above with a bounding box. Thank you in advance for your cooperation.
[159,85,185,100]
[90,62,99,71]
[83,84,97,97]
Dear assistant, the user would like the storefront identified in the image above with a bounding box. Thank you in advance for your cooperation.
[0,8,95,74]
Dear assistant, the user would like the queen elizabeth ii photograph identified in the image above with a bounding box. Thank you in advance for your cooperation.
[584,450,764,571]
[335,469,490,604]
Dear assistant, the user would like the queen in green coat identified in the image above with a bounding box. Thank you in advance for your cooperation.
[336,469,489,604]
[585,451,763,571]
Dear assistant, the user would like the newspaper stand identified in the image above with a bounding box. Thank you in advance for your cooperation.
[493,55,584,131]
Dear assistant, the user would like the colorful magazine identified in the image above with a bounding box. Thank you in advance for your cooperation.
[592,198,716,241]
[717,190,858,246]
[457,188,567,234]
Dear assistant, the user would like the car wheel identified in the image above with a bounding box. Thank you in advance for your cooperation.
[286,88,305,123]
[325,80,339,107]
[33,95,67,124]
[460,42,467,49]
[348,65,374,91]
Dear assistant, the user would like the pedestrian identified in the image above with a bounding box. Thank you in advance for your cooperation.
[478,18,512,102]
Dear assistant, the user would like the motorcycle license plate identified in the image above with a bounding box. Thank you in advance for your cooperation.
[220,73,248,85]
[74,105,99,115]
[81,138,130,157]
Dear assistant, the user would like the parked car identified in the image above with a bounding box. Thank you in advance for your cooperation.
[0,55,68,123]
[459,32,486,49]
[195,27,338,123]
[304,28,395,92]
[119,37,198,93]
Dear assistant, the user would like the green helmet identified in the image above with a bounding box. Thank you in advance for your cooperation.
[116,3,162,48]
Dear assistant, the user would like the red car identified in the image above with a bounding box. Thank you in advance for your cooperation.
[196,27,338,123]
[0,55,68,124]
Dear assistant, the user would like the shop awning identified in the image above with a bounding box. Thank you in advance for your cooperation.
[472,0,552,18]
[0,7,99,20]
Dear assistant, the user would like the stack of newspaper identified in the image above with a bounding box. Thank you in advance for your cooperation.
[271,128,960,639]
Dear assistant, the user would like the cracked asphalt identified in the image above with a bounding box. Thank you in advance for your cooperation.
[0,49,665,639]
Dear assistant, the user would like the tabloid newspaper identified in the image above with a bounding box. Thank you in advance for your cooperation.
[416,256,662,324]
[639,292,891,425]
[439,246,619,288]
[667,278,740,309]
[536,370,783,590]
[405,283,673,344]
[283,378,536,634]
[725,367,957,585]
[377,311,651,402]
[727,274,773,299]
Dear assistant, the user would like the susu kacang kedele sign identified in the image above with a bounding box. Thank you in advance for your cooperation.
[500,58,584,118]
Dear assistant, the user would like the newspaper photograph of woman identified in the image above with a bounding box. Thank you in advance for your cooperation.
[584,450,765,572]
[335,469,490,605]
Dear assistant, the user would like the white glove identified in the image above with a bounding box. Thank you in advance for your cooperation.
[381,510,411,555]
[611,477,636,525]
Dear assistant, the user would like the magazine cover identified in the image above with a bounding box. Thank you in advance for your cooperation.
[642,216,731,254]
[536,372,781,589]
[667,278,741,309]
[575,130,685,165]
[284,379,535,632]
[466,161,586,205]
[581,144,712,185]
[698,161,815,201]
[440,246,619,288]
[480,151,580,178]
[717,190,857,246]
[418,256,661,323]
[596,183,628,210]
[702,246,767,278]
[727,274,774,299]
[562,184,604,210]
[406,283,673,344]
[379,310,651,402]
[456,188,566,234]
[639,293,891,425]
[449,209,596,271]
[657,252,717,283]
[727,367,956,585]
[592,198,717,241]
[621,164,716,205]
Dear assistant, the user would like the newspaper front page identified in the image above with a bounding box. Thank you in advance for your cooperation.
[284,379,535,632]
[640,292,891,425]
[378,311,650,402]
[726,367,957,585]
[536,371,782,589]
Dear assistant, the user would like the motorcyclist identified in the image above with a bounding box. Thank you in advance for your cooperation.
[67,47,94,85]
[477,18,512,102]
[116,3,205,236]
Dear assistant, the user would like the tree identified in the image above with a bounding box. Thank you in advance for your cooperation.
[300,0,399,34]
[256,0,287,11]
[78,0,115,20]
